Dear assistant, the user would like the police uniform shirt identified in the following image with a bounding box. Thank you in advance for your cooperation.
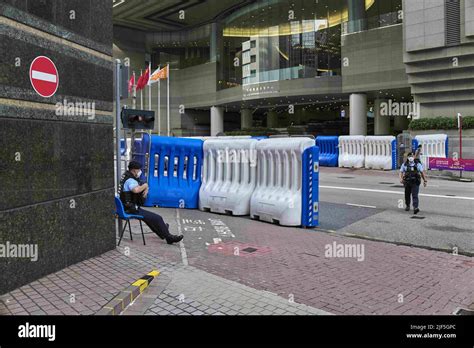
[123,178,139,192]
[400,161,424,173]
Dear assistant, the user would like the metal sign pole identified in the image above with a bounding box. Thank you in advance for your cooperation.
[458,113,463,179]
[115,59,122,192]
[167,63,170,136]
[115,59,123,238]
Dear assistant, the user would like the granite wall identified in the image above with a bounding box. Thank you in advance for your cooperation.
[0,0,115,294]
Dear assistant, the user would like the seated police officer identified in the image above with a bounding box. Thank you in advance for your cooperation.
[119,161,183,244]
[399,152,428,214]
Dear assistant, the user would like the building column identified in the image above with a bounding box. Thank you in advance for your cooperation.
[349,93,367,135]
[210,106,224,136]
[374,99,391,135]
[347,0,367,33]
[241,108,253,129]
[267,110,278,128]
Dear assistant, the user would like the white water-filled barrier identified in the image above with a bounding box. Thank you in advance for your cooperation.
[250,137,319,227]
[199,138,258,216]
[338,136,365,168]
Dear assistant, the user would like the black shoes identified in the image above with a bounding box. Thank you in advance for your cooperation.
[164,223,182,244]
[166,234,183,244]
[405,206,410,211]
[414,208,420,215]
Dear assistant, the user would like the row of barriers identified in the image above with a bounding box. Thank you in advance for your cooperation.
[318,135,395,170]
[131,135,319,227]
[316,134,448,170]
[126,133,449,175]
[124,133,448,227]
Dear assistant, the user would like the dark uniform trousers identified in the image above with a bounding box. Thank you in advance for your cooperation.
[137,207,171,240]
[404,182,420,208]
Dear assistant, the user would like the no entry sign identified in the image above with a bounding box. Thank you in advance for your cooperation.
[29,56,59,97]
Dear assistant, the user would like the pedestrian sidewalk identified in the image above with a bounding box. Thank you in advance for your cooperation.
[132,265,328,316]
[0,239,329,316]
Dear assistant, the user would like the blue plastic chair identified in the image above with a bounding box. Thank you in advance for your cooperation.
[114,196,146,246]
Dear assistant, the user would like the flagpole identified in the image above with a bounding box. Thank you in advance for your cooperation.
[140,69,143,110]
[132,71,136,109]
[148,62,151,111]
[158,75,161,135]
[167,63,170,136]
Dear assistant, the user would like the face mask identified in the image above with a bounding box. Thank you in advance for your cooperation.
[136,170,142,178]
[408,157,414,163]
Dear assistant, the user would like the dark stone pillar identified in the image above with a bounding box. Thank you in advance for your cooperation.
[0,0,115,295]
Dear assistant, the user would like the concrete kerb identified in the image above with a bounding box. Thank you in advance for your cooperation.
[319,228,473,257]
[96,270,160,315]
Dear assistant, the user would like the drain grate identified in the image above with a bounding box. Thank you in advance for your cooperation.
[242,247,258,253]
[411,216,425,219]
[445,194,456,197]
[338,176,355,179]
[207,242,271,258]
[379,182,395,185]
[391,185,404,188]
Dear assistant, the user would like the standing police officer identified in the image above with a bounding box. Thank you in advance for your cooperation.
[119,161,183,244]
[399,152,428,214]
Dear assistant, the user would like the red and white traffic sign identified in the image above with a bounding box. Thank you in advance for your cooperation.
[29,56,59,98]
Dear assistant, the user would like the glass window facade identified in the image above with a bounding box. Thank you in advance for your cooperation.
[147,0,403,89]
[367,0,403,30]
[220,0,344,89]
[344,0,403,34]
[150,25,212,70]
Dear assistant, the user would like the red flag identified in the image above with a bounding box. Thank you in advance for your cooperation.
[128,73,135,94]
[136,67,150,91]
[136,73,144,91]
[142,66,150,86]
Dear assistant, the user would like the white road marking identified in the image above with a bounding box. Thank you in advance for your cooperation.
[346,203,377,209]
[320,185,474,201]
[176,209,188,266]
[32,70,57,83]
